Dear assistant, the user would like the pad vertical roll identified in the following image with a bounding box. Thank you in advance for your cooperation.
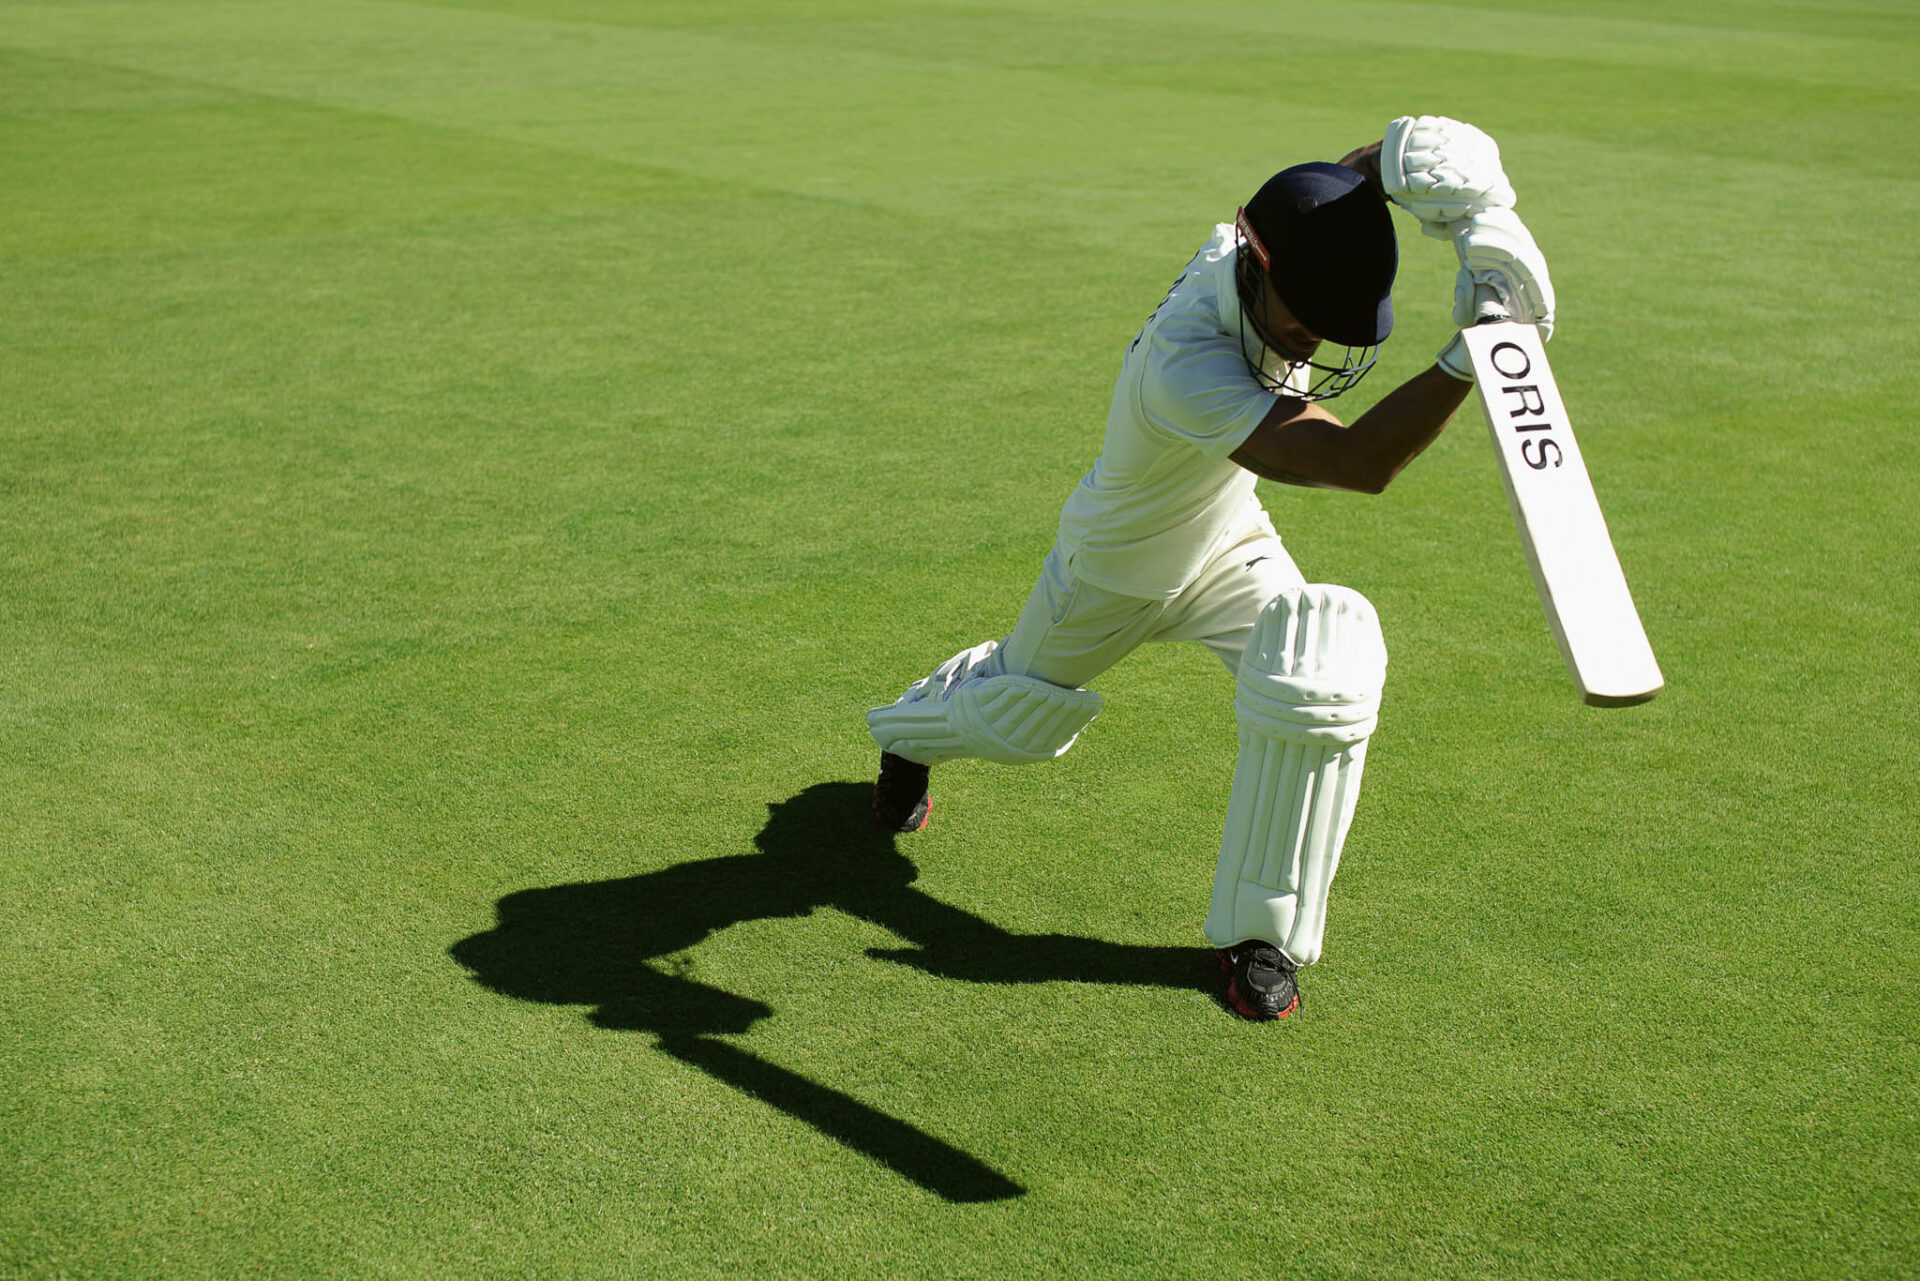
[1204,585,1387,964]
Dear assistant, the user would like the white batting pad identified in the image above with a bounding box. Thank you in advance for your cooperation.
[868,641,1102,766]
[1204,585,1387,964]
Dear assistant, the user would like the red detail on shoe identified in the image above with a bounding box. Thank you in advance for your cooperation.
[872,786,932,834]
[1220,948,1300,1021]
[1225,977,1299,1021]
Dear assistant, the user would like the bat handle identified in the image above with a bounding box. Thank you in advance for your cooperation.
[1472,282,1510,325]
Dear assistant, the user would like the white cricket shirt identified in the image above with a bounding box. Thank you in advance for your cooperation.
[1054,223,1284,600]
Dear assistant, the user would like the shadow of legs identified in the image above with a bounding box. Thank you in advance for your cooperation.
[866,935,1217,988]
[658,1036,1023,1203]
[451,781,1219,1202]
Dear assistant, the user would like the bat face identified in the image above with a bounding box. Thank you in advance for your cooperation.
[1462,323,1663,707]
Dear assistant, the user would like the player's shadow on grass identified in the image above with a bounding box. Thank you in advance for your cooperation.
[449,781,1214,1204]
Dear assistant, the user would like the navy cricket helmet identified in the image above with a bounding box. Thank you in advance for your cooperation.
[1235,161,1398,399]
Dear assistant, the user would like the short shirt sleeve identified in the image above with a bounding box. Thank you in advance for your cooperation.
[1134,315,1278,461]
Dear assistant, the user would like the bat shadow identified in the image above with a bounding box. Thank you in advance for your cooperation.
[448,781,1216,1203]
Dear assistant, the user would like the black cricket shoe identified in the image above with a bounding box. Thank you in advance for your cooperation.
[1218,942,1300,1020]
[872,752,931,833]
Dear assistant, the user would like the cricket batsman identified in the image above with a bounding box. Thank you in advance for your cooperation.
[866,118,1555,1020]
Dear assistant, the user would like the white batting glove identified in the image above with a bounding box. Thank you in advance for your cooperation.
[1449,208,1555,340]
[1382,115,1516,227]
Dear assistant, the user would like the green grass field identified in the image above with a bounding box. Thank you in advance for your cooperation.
[4,1,1918,1276]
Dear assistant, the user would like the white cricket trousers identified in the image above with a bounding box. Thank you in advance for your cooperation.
[982,516,1306,690]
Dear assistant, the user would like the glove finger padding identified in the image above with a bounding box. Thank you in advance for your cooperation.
[1450,265,1477,329]
[1450,208,1555,339]
[1383,115,1517,224]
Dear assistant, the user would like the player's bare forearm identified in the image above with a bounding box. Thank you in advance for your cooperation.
[1229,364,1471,494]
[1337,140,1386,200]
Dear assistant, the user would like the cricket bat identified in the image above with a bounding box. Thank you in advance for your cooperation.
[1462,307,1663,707]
